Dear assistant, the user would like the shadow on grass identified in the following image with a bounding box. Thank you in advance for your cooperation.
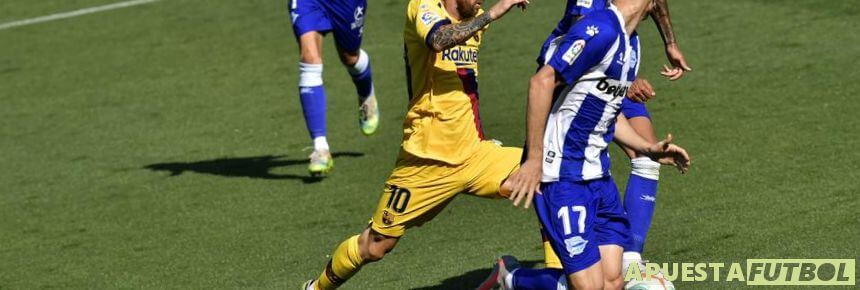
[410,260,542,290]
[143,152,364,184]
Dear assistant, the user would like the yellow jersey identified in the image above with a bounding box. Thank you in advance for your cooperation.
[403,0,487,165]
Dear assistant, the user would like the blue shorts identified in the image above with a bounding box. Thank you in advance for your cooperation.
[288,0,366,52]
[621,97,651,119]
[534,177,630,274]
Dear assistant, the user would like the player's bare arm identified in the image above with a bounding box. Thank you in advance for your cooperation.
[651,0,692,80]
[614,114,691,173]
[429,0,529,51]
[628,78,656,102]
[506,65,557,208]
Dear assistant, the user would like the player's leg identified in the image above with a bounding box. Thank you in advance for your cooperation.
[495,230,568,290]
[305,154,462,289]
[534,181,605,290]
[467,142,572,290]
[290,0,335,175]
[308,227,398,290]
[618,99,661,260]
[328,0,379,136]
[593,176,635,290]
[598,245,625,289]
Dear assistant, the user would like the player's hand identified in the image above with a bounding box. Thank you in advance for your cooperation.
[488,0,530,20]
[661,43,692,81]
[505,159,542,208]
[627,78,655,103]
[644,134,691,174]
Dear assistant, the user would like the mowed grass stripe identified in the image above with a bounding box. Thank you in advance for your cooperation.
[0,0,160,31]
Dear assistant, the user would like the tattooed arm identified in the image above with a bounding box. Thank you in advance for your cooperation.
[650,0,692,80]
[429,13,494,51]
[428,0,529,52]
[650,0,677,46]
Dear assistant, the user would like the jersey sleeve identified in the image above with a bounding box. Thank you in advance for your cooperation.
[411,0,451,47]
[547,19,616,85]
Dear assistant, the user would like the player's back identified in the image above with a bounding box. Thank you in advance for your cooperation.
[539,7,638,182]
[402,0,486,165]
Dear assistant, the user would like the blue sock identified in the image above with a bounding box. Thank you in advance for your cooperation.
[624,157,661,253]
[512,268,566,290]
[299,62,326,139]
[347,49,374,103]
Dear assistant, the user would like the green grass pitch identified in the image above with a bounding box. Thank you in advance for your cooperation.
[1,0,858,288]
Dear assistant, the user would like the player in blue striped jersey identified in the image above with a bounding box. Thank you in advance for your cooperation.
[534,1,692,274]
[502,1,691,289]
[479,1,692,289]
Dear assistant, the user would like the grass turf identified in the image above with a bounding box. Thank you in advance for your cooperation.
[0,0,857,288]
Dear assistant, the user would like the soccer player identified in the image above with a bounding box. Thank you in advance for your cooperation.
[479,0,692,288]
[504,0,691,289]
[536,0,692,277]
[300,0,529,289]
[288,0,380,175]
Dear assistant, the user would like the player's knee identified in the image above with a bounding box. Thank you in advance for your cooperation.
[630,157,660,180]
[604,275,624,290]
[337,49,361,67]
[299,62,324,87]
[359,229,397,262]
[300,51,323,64]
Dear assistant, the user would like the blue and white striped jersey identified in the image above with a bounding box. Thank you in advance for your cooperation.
[540,5,640,182]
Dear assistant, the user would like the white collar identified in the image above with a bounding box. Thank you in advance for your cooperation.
[608,4,629,37]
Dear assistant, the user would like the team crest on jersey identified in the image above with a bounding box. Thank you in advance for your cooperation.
[565,236,588,257]
[382,210,394,225]
[562,39,586,64]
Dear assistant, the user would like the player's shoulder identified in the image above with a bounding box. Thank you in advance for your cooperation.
[568,10,621,41]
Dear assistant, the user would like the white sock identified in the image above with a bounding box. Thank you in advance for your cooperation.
[631,157,661,180]
[623,251,643,274]
[313,136,329,152]
[299,62,323,87]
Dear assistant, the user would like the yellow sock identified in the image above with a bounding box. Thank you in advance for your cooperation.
[314,235,365,290]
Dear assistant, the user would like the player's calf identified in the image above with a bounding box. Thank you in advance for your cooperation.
[567,263,605,290]
[308,229,398,290]
[338,48,378,136]
[358,227,398,262]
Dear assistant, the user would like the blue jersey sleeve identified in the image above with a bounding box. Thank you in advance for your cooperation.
[547,19,616,85]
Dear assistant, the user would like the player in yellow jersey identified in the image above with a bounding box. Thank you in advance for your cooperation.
[301,0,530,289]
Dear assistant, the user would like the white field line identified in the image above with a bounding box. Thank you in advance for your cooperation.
[0,0,160,31]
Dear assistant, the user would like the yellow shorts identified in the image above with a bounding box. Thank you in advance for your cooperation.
[370,141,521,237]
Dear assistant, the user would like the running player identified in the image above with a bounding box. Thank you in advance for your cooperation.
[479,0,691,288]
[300,0,529,289]
[504,0,691,289]
[536,1,692,276]
[288,0,380,175]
